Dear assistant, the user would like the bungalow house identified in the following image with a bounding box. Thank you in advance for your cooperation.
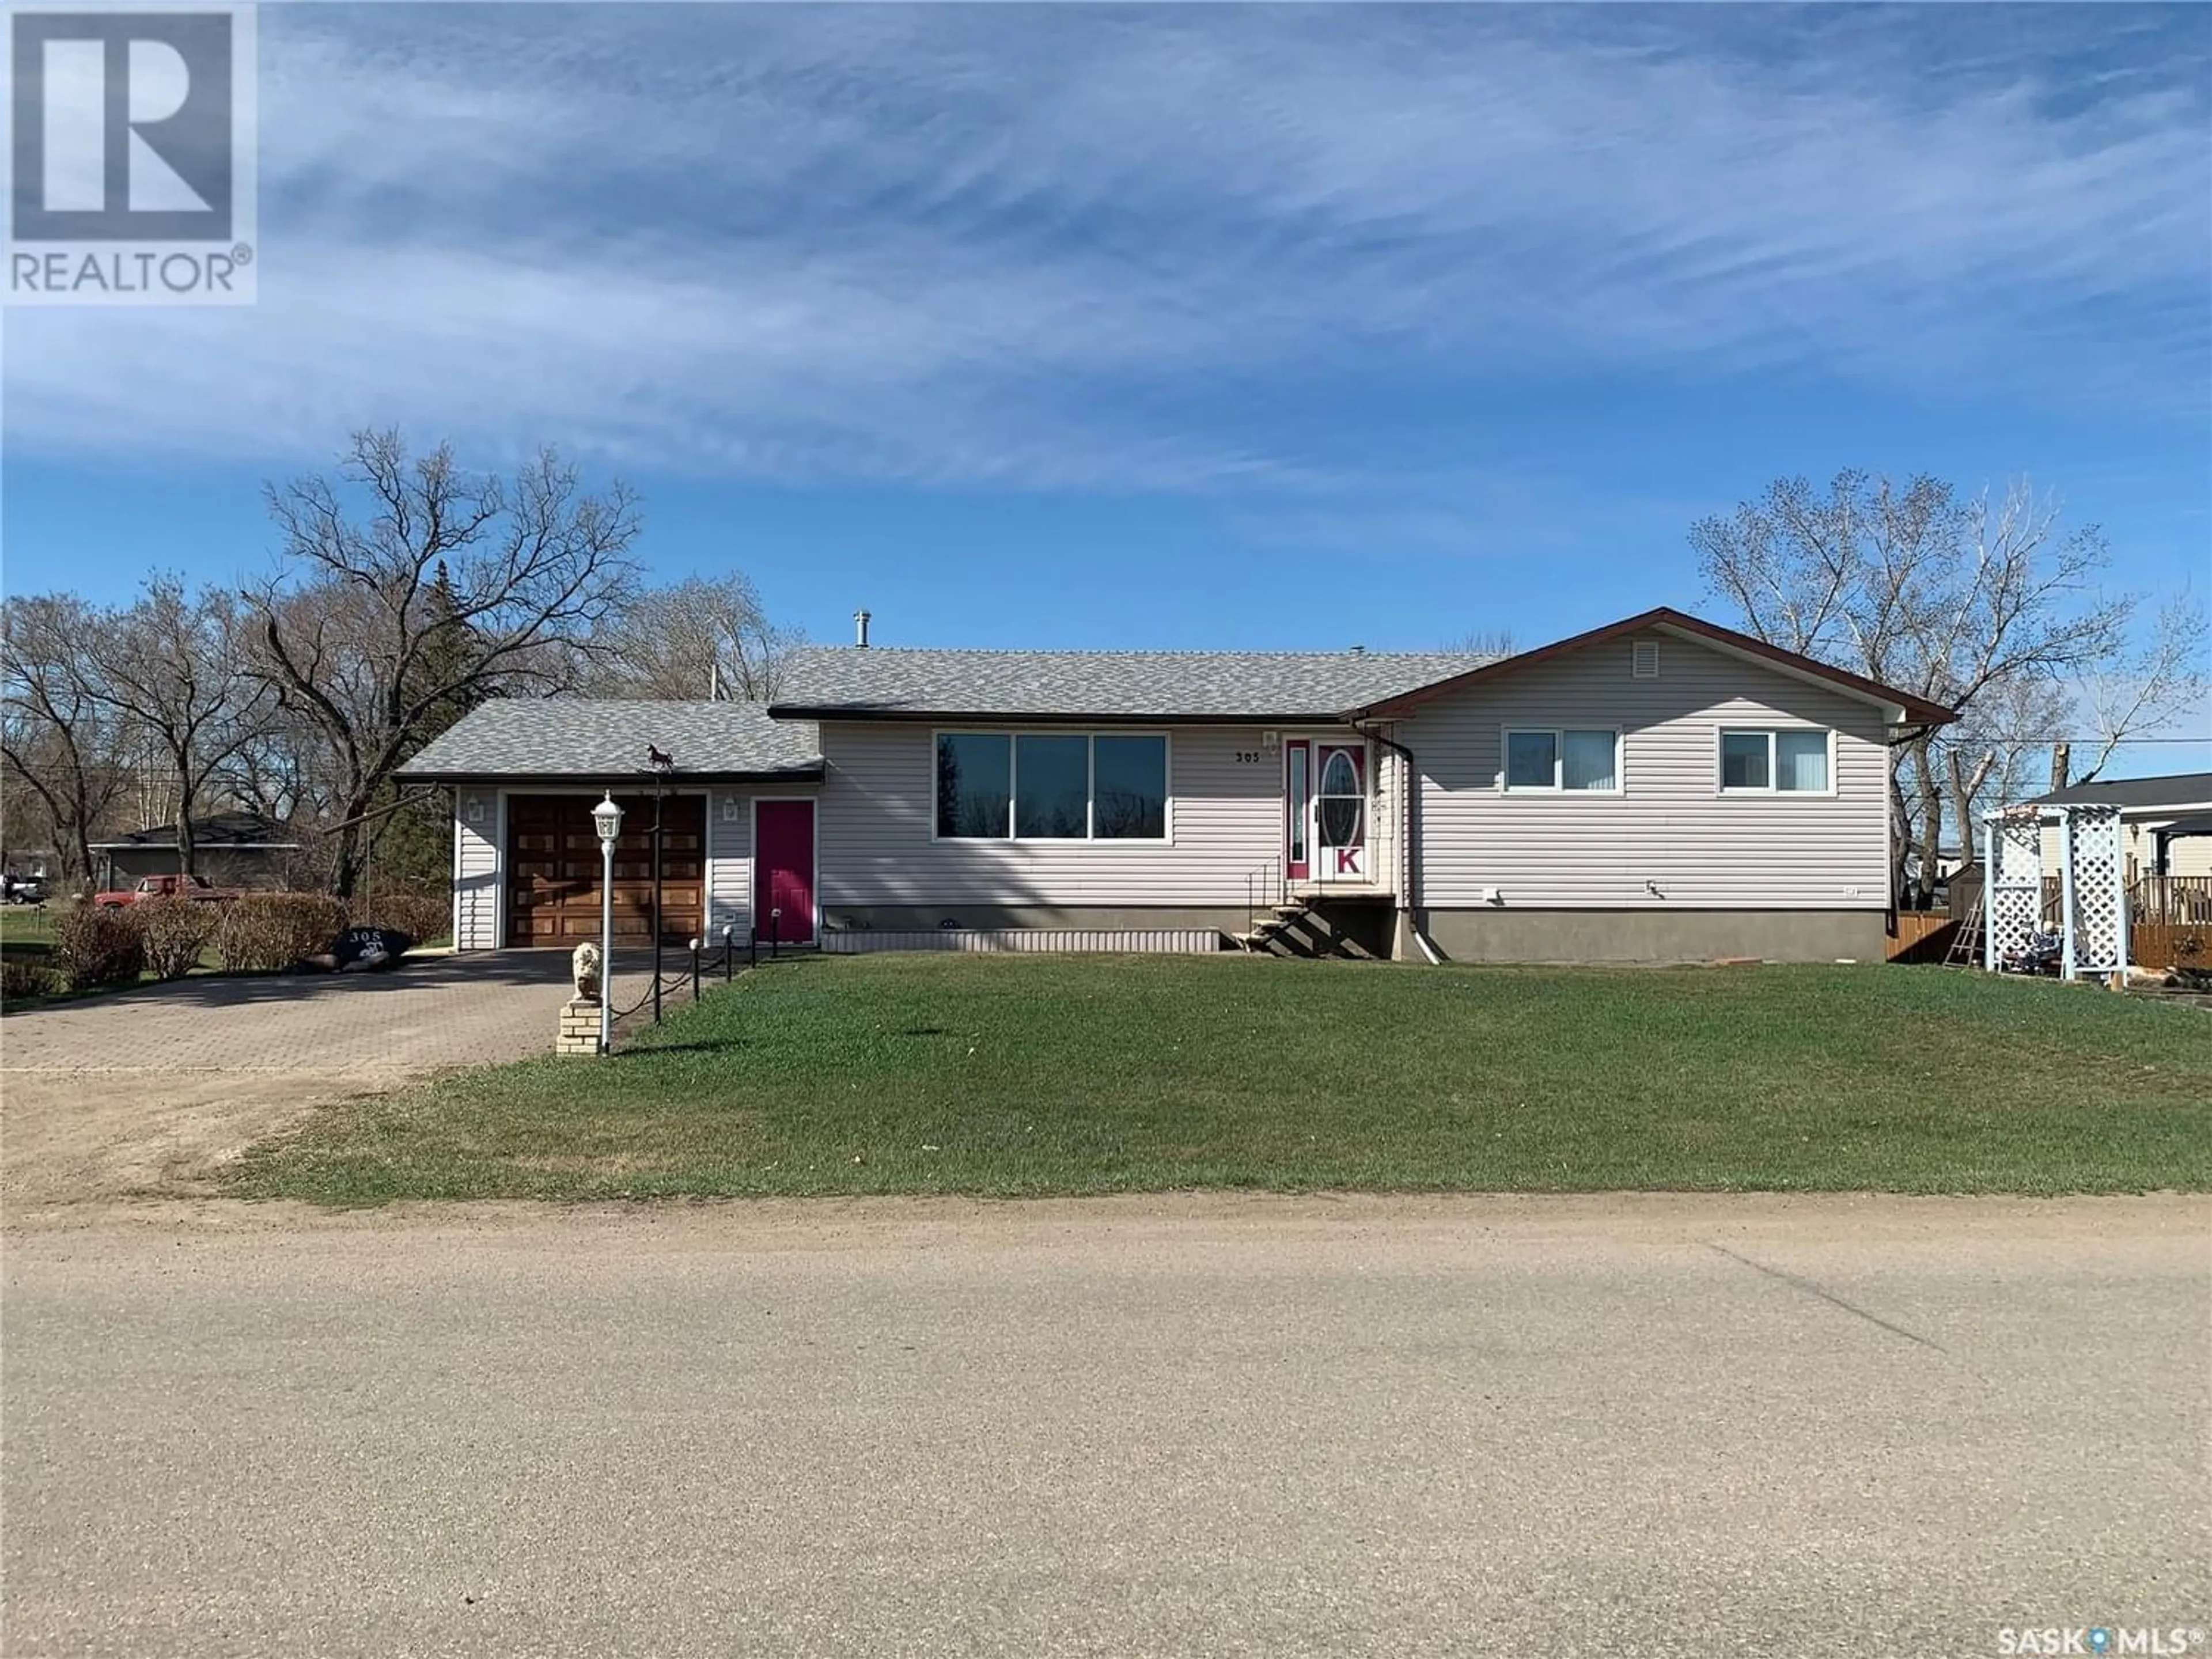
[396,606,1955,963]
[88,812,302,892]
[2013,772,2212,883]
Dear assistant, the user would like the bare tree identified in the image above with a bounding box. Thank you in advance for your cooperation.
[587,573,803,700]
[2071,592,2209,784]
[1693,471,1960,675]
[212,706,324,826]
[1,596,134,888]
[1441,628,1518,658]
[1692,472,2168,902]
[1937,672,2072,863]
[250,430,643,896]
[76,578,270,876]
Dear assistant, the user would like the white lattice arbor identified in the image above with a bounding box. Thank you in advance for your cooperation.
[1981,803,2130,979]
[2058,804,2127,978]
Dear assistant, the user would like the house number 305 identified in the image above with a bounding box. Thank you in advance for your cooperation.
[1233,750,1267,764]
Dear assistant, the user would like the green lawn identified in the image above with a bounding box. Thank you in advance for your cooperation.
[230,955,2212,1205]
[0,906,56,958]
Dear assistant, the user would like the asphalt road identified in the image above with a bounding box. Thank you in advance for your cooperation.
[4,1194,2206,1658]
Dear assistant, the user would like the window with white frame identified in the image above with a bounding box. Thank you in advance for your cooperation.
[935,732,1169,840]
[1503,728,1619,792]
[1719,728,1831,793]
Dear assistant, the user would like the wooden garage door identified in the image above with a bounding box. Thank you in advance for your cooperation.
[506,794,705,948]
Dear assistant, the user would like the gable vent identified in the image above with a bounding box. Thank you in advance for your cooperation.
[1632,639,1660,679]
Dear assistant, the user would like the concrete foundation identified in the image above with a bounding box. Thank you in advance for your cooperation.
[820,903,1887,964]
[824,904,1248,937]
[1402,908,1888,965]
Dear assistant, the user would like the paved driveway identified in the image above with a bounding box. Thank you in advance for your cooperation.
[3,1195,2205,1657]
[0,952,663,1207]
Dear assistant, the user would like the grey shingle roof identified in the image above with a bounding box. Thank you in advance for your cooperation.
[396,700,823,783]
[2021,771,2212,809]
[769,646,1491,722]
[91,812,298,849]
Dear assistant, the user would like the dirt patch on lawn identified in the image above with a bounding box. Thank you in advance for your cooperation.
[0,950,635,1217]
[0,1071,406,1215]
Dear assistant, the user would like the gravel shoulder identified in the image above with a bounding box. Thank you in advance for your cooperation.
[0,952,658,1213]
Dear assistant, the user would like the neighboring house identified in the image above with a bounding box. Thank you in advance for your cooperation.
[2014,772,2212,882]
[2,847,56,881]
[397,607,1955,963]
[88,812,302,892]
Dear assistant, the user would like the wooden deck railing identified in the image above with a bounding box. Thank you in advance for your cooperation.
[1891,875,2212,969]
[2133,874,2212,923]
[2022,876,2212,924]
[2131,876,2211,970]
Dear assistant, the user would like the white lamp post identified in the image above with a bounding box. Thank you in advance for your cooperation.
[591,792,624,1055]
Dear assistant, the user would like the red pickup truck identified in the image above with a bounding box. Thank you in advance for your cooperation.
[92,874,244,909]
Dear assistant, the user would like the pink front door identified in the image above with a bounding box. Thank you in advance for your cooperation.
[753,800,816,942]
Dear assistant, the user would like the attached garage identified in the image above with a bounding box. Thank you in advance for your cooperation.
[507,793,706,948]
[396,700,825,952]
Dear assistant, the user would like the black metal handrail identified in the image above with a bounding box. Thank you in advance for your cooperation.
[1243,857,1282,944]
[605,917,800,1029]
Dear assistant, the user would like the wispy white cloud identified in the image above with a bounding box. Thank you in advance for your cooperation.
[7,4,2206,484]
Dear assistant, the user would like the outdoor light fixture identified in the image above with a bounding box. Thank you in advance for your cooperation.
[592,794,625,846]
[593,793,624,1055]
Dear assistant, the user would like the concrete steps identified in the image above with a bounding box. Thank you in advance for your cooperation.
[1231,900,1380,961]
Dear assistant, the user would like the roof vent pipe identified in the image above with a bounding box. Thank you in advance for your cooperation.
[854,609,872,648]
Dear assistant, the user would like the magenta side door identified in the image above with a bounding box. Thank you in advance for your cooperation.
[753,800,816,943]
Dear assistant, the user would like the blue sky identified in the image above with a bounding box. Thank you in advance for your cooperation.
[3,3,2208,765]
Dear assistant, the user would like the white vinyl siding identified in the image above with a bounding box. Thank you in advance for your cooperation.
[705,789,752,941]
[2150,828,2212,880]
[1400,631,1891,909]
[453,789,502,950]
[1374,741,1408,898]
[818,722,1389,905]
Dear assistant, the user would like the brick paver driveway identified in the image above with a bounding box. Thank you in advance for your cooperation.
[1,951,661,1210]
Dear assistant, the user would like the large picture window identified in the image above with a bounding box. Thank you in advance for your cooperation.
[936,733,1012,838]
[1015,735,1089,838]
[1719,729,1832,794]
[1503,728,1619,793]
[936,732,1169,840]
[1093,736,1169,839]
